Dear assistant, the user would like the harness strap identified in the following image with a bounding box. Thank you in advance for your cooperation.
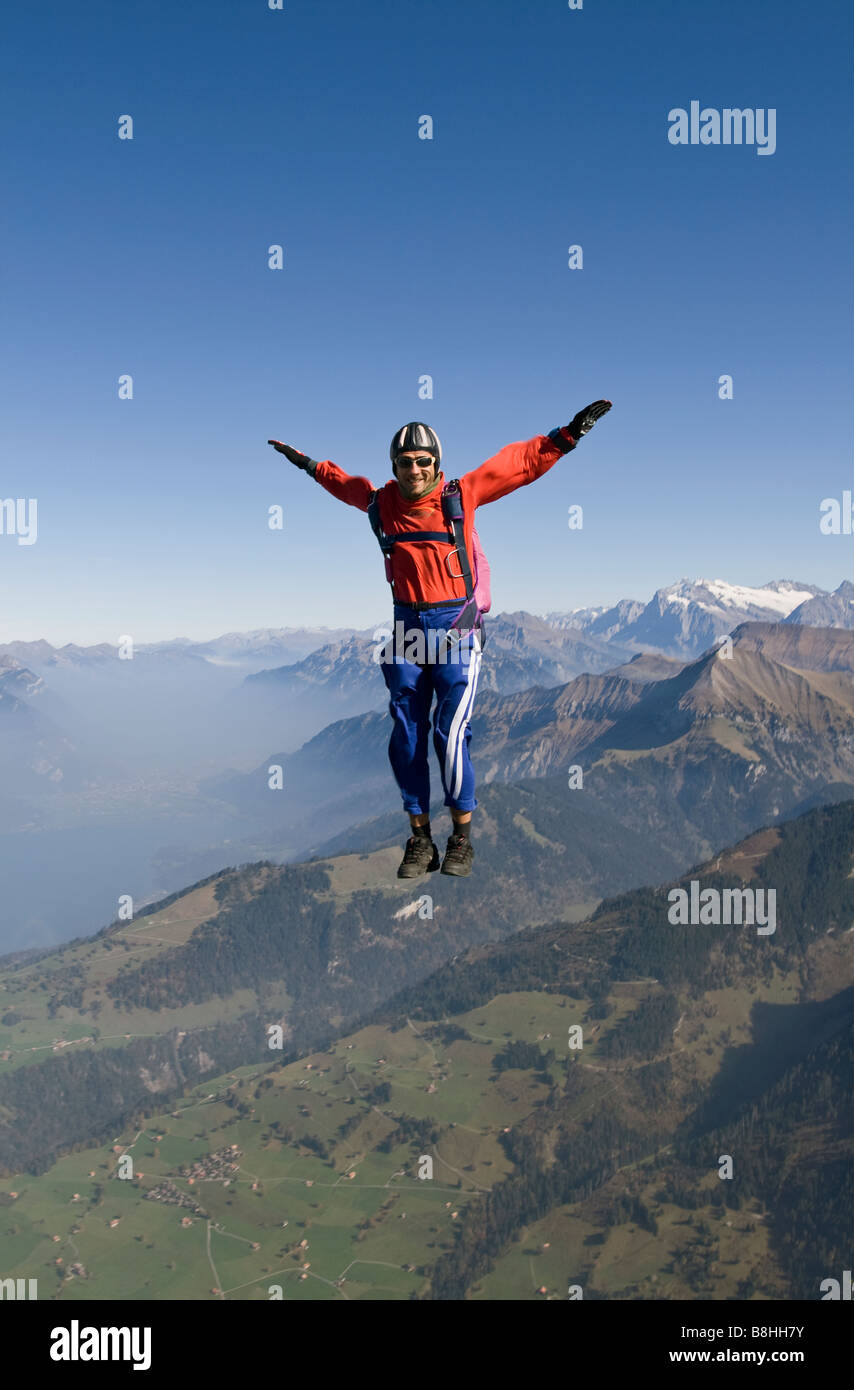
[373,531,451,551]
[440,481,473,599]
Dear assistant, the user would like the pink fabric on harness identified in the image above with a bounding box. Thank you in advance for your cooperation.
[470,527,491,613]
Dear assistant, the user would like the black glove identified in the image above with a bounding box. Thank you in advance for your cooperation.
[567,400,612,440]
[268,440,318,477]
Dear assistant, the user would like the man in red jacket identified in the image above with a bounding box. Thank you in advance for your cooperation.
[269,401,611,879]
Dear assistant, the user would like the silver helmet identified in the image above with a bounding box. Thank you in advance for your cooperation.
[389,422,442,472]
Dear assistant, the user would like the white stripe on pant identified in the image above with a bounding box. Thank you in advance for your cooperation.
[445,645,482,802]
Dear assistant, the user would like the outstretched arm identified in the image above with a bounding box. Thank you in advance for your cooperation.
[462,401,612,509]
[268,440,375,512]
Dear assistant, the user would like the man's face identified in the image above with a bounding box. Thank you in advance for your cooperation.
[395,450,437,500]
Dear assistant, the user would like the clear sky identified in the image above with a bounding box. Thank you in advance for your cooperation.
[1,0,852,644]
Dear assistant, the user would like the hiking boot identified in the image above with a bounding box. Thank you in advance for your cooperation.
[440,833,474,877]
[397,834,440,879]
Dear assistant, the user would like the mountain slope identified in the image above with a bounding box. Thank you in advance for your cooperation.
[372,800,854,1299]
[0,769,693,1175]
[1,801,852,1300]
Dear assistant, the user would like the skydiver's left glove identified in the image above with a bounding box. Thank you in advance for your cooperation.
[268,440,318,477]
[547,400,612,454]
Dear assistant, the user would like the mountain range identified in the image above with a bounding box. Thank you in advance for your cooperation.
[547,577,854,656]
[1,577,851,953]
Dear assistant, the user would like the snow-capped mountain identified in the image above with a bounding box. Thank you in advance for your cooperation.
[557,598,646,642]
[783,581,854,630]
[546,579,826,658]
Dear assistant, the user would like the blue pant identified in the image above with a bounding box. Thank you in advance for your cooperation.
[378,602,483,815]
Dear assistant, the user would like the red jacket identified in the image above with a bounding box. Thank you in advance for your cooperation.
[313,429,577,605]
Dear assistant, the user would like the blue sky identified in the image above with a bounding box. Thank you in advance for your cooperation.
[1,0,852,644]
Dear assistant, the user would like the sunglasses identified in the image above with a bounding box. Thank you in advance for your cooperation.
[396,456,435,470]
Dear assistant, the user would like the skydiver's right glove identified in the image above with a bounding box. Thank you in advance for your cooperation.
[268,440,318,477]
